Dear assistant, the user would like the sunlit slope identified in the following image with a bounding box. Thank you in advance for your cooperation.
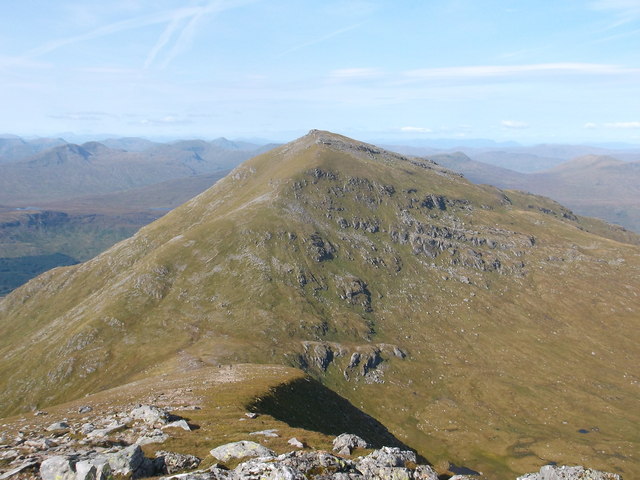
[1,130,639,477]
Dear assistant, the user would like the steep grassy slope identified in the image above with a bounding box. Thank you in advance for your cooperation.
[0,131,639,478]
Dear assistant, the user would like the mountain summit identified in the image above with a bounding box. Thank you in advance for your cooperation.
[1,131,639,477]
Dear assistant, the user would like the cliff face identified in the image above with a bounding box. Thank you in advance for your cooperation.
[1,131,639,477]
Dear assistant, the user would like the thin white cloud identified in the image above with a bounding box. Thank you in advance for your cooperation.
[404,63,639,80]
[502,120,529,129]
[400,126,432,133]
[137,115,193,126]
[24,0,257,69]
[590,0,640,25]
[604,121,640,128]
[26,8,201,58]
[276,23,365,58]
[584,122,598,129]
[160,2,227,69]
[144,14,187,69]
[0,55,50,70]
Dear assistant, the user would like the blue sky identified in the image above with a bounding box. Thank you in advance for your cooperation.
[1,0,639,144]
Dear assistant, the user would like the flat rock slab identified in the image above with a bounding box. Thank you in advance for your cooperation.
[209,441,275,463]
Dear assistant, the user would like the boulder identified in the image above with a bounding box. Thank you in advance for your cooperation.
[162,420,191,431]
[209,441,275,463]
[137,429,169,445]
[412,465,439,480]
[287,438,305,449]
[155,450,202,474]
[277,450,356,477]
[45,421,70,433]
[158,468,231,480]
[131,405,170,425]
[86,444,154,478]
[357,447,416,468]
[80,423,96,434]
[517,465,622,480]
[39,456,75,480]
[356,447,418,480]
[362,466,413,479]
[332,433,370,455]
[234,458,306,480]
[74,460,112,480]
[249,429,279,438]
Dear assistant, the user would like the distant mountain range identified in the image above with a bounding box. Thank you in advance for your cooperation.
[429,152,640,233]
[0,135,273,295]
[0,138,273,204]
[385,142,640,172]
[0,135,67,163]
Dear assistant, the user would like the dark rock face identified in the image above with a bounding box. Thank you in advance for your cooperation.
[335,276,371,311]
[307,233,336,262]
[296,342,407,384]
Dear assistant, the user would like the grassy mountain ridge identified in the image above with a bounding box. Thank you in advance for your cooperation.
[1,130,639,478]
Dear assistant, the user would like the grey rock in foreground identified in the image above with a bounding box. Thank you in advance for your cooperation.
[332,433,370,455]
[39,457,75,480]
[517,464,622,480]
[8,419,626,480]
[209,440,276,462]
[156,451,202,474]
[131,405,170,425]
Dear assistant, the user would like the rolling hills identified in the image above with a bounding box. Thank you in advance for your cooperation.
[0,139,266,205]
[0,131,639,478]
[430,152,640,233]
[0,135,270,295]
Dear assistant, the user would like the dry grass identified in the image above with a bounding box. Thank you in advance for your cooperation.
[1,131,639,478]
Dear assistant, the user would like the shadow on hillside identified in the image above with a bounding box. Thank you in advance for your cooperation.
[248,376,429,464]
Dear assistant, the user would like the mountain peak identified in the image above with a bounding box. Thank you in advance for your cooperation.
[25,143,93,166]
[548,154,624,172]
[1,133,640,477]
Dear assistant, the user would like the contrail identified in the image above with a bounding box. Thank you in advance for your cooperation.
[275,22,365,58]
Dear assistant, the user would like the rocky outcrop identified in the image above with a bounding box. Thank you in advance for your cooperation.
[332,433,370,455]
[209,441,276,463]
[155,451,202,475]
[131,404,171,425]
[39,445,153,480]
[163,441,438,480]
[517,465,621,480]
[0,414,624,480]
[297,341,407,384]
